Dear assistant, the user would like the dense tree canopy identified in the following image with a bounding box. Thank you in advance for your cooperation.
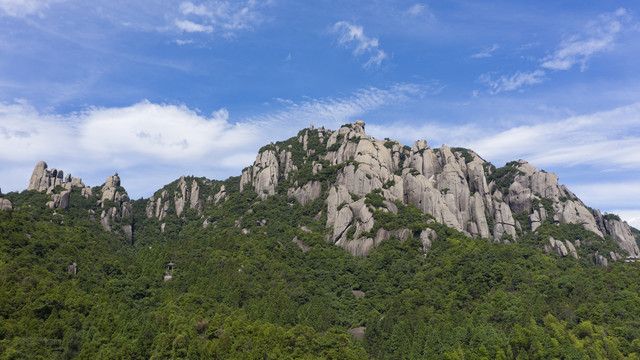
[1,173,640,359]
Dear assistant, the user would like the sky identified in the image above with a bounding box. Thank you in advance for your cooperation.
[0,0,639,227]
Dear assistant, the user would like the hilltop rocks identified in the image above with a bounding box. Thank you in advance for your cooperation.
[27,161,91,209]
[27,161,88,195]
[98,173,133,243]
[145,176,205,223]
[241,149,280,200]
[206,122,640,259]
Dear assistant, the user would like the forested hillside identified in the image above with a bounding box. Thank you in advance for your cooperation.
[2,123,640,359]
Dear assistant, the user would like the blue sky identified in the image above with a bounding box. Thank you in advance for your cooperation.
[1,0,639,227]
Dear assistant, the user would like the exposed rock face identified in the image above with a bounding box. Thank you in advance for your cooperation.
[220,122,640,258]
[241,149,280,200]
[26,161,91,209]
[146,177,204,221]
[213,185,227,204]
[420,228,437,254]
[0,198,12,211]
[68,262,77,276]
[565,240,579,259]
[595,252,608,267]
[46,190,70,209]
[99,173,133,243]
[548,237,568,257]
[288,181,322,205]
[28,161,86,194]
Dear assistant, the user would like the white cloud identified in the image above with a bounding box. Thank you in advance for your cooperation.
[333,21,388,68]
[608,209,640,230]
[541,8,628,71]
[471,44,499,58]
[0,0,62,17]
[0,84,423,197]
[570,183,640,210]
[175,39,195,45]
[479,70,546,94]
[481,9,630,94]
[466,102,640,169]
[407,4,425,16]
[174,0,269,38]
[175,19,213,33]
[249,83,424,130]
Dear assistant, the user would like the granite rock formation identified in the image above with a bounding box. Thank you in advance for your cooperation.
[239,122,639,259]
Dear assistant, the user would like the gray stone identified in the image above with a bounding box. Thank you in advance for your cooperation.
[288,181,322,205]
[0,198,12,211]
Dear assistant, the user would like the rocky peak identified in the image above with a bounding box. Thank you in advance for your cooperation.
[237,123,639,259]
[27,161,88,192]
[26,161,91,209]
[145,176,205,223]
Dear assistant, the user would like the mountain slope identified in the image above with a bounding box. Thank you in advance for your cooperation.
[2,122,640,359]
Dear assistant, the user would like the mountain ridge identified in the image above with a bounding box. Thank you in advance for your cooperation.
[5,121,639,264]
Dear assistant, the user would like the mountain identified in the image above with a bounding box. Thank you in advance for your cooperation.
[2,122,640,358]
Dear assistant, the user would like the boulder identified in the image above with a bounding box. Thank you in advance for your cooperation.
[0,198,12,211]
[548,236,568,257]
[288,181,322,205]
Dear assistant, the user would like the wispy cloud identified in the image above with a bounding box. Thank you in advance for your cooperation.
[478,70,546,94]
[541,8,628,71]
[480,8,630,94]
[333,21,388,68]
[175,19,213,33]
[174,0,270,38]
[0,84,424,196]
[250,83,423,129]
[466,102,640,169]
[0,0,63,17]
[471,44,499,58]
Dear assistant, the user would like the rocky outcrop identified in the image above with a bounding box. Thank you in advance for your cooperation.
[420,228,437,254]
[0,198,12,211]
[213,185,227,204]
[565,240,579,259]
[98,173,133,243]
[592,211,640,258]
[595,252,608,267]
[548,236,568,257]
[288,181,322,205]
[27,161,88,195]
[26,161,91,209]
[236,122,639,259]
[146,177,204,221]
[240,149,280,200]
[46,190,70,209]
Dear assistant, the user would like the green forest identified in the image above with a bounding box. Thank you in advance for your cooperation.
[2,175,640,360]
